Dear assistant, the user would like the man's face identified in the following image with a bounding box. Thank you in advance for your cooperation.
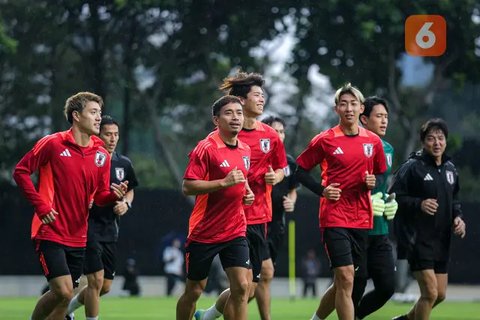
[361,104,388,137]
[99,124,119,154]
[270,121,285,143]
[75,101,102,136]
[240,85,265,117]
[214,102,244,136]
[335,93,364,127]
[423,128,446,160]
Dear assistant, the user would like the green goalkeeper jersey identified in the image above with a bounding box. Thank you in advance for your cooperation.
[369,139,394,235]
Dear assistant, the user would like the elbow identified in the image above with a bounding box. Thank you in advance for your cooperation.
[182,182,193,196]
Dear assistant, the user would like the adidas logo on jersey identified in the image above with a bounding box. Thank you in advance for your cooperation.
[60,149,72,157]
[219,160,230,168]
[333,147,344,155]
[424,173,434,181]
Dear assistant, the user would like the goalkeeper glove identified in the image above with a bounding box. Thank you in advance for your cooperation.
[371,192,385,217]
[384,193,398,220]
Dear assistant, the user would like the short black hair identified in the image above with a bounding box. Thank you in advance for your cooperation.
[262,116,286,127]
[420,118,448,142]
[362,96,389,118]
[100,115,119,131]
[211,95,242,116]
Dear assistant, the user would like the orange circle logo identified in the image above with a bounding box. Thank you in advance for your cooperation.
[405,15,446,56]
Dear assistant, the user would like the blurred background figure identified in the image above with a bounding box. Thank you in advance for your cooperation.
[122,258,141,296]
[163,238,184,296]
[301,249,321,298]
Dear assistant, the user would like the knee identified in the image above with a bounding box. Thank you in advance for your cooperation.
[231,279,249,299]
[55,286,74,302]
[377,279,395,299]
[422,287,438,305]
[100,282,112,296]
[88,275,104,292]
[436,291,446,304]
[335,272,354,290]
[260,264,274,283]
[185,284,204,302]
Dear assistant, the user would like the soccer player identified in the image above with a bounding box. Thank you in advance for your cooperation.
[195,72,287,320]
[66,115,138,320]
[295,84,387,320]
[352,96,398,318]
[390,118,466,320]
[13,92,127,320]
[176,95,254,320]
[261,116,298,263]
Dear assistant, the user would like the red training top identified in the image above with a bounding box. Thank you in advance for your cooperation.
[184,131,251,243]
[238,121,288,225]
[297,126,387,229]
[13,129,117,247]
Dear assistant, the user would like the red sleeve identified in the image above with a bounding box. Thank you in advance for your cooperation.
[12,136,53,217]
[184,142,209,180]
[296,134,325,171]
[373,138,387,175]
[94,152,118,206]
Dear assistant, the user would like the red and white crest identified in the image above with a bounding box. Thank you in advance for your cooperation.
[115,167,125,181]
[260,139,271,153]
[363,143,373,158]
[243,156,250,170]
[95,151,107,167]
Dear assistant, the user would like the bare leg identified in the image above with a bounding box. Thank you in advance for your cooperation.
[333,265,355,320]
[223,267,249,320]
[408,269,437,320]
[254,258,274,320]
[176,279,207,320]
[31,275,74,320]
[315,282,336,319]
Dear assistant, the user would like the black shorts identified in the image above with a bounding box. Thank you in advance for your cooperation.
[366,234,395,278]
[185,236,250,281]
[267,220,285,264]
[322,228,368,278]
[247,223,270,282]
[407,240,449,274]
[409,259,448,273]
[84,240,117,280]
[34,239,85,287]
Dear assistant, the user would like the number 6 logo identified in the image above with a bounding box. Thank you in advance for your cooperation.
[405,15,446,56]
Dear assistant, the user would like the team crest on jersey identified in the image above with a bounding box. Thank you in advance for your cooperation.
[386,154,392,167]
[363,143,373,158]
[95,151,107,167]
[260,139,271,153]
[446,170,455,185]
[115,167,125,181]
[243,156,250,170]
[284,166,291,177]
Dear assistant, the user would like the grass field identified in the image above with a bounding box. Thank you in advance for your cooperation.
[0,297,479,319]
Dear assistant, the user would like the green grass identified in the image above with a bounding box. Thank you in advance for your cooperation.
[0,296,479,319]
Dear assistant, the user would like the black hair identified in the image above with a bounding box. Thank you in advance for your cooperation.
[261,116,286,127]
[211,95,242,116]
[100,115,119,130]
[219,72,265,98]
[361,96,389,118]
[420,118,449,142]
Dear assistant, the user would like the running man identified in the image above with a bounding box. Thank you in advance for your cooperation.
[295,84,387,320]
[176,95,254,320]
[13,92,127,320]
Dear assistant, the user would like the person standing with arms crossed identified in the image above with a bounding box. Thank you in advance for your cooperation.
[390,118,466,320]
[13,92,127,320]
[195,72,287,320]
[66,115,138,320]
[296,84,387,320]
[176,95,254,320]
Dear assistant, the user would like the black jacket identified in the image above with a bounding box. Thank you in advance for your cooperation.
[389,149,462,259]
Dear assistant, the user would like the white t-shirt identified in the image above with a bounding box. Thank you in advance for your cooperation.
[163,246,184,276]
